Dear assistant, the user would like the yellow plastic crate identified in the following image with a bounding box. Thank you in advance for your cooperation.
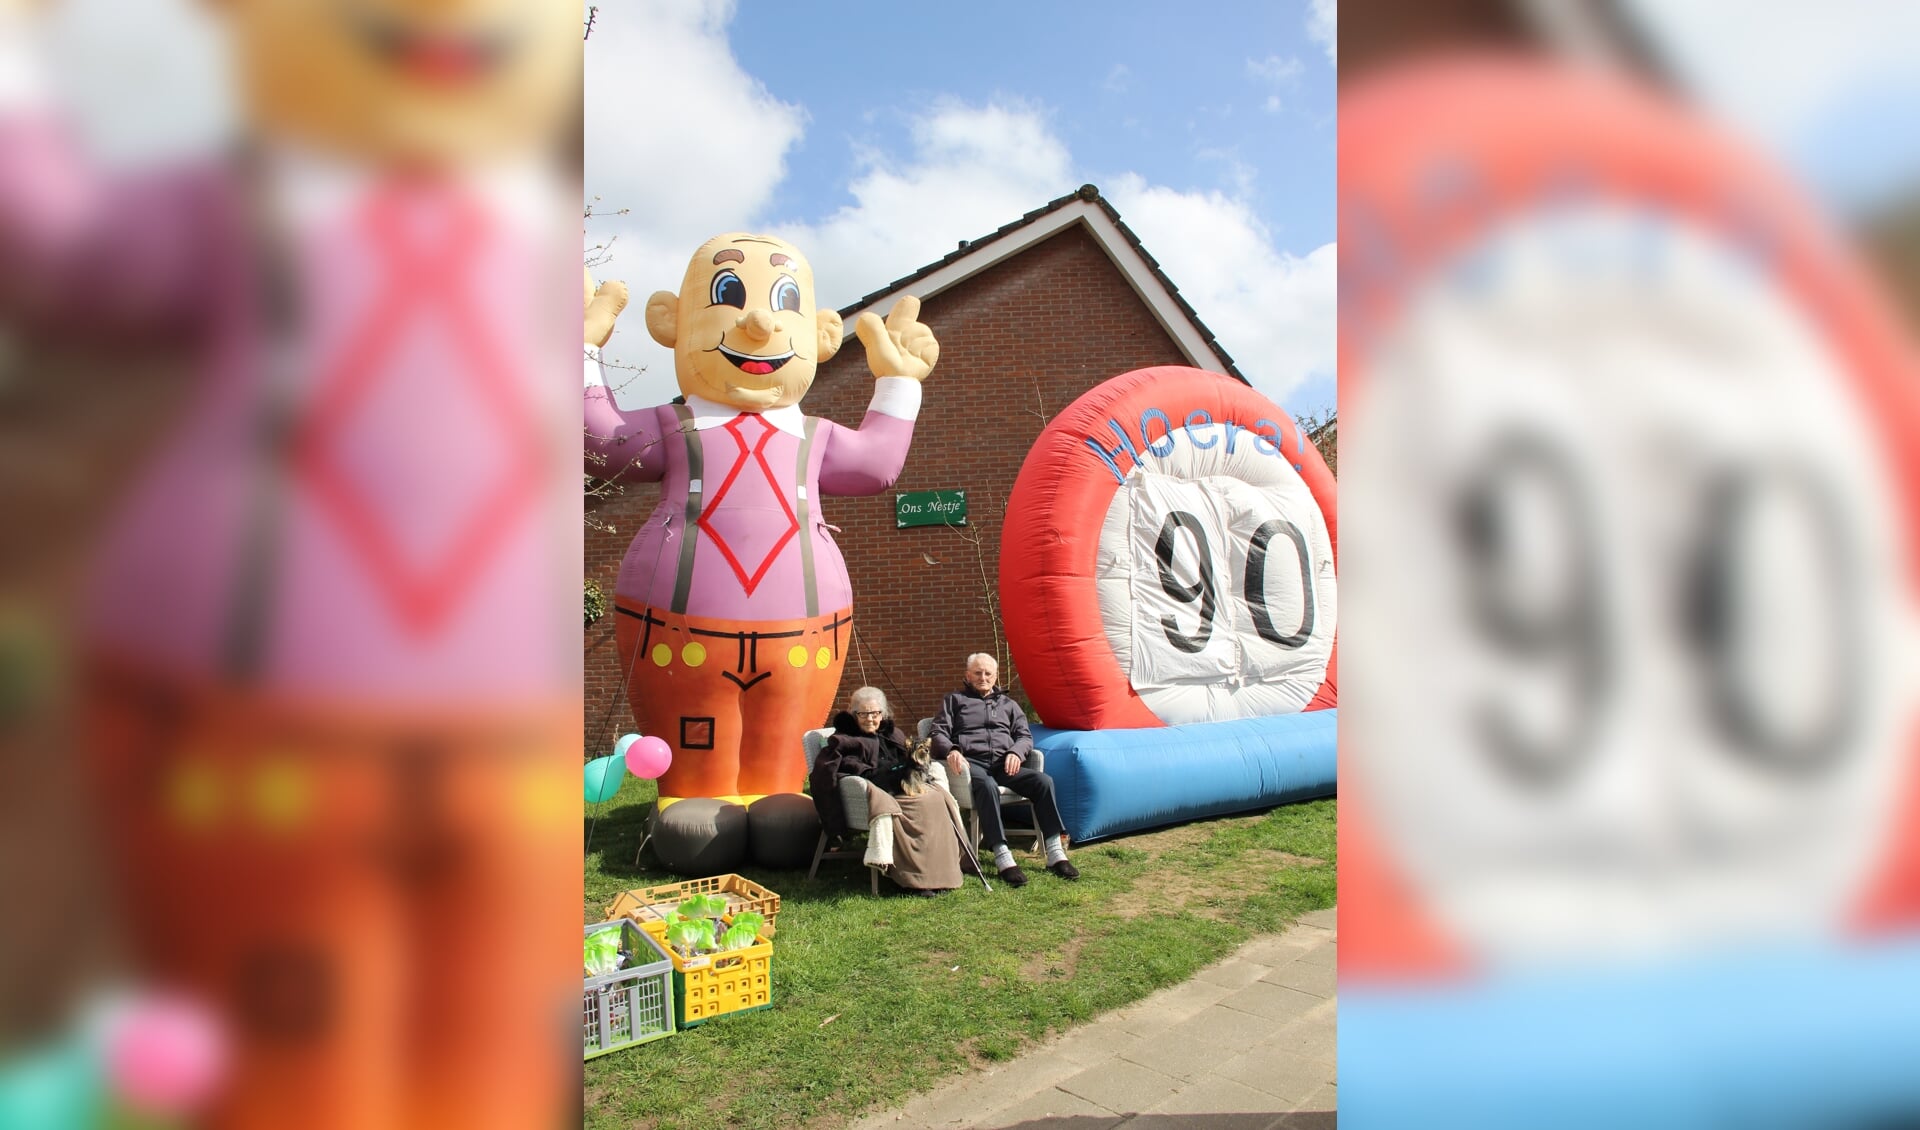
[605,874,782,936]
[641,914,773,1028]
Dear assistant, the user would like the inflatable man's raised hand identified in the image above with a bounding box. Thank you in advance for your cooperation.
[586,234,937,872]
[1,3,579,1127]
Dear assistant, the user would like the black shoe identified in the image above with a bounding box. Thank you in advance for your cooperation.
[998,864,1029,888]
[1048,859,1080,881]
[959,853,983,877]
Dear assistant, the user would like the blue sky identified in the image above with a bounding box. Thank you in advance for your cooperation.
[728,4,1335,244]
[586,0,1338,417]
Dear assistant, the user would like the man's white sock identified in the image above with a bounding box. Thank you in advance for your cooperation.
[992,844,1016,871]
[1044,835,1068,866]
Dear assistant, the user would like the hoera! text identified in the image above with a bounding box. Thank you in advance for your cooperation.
[1083,409,1307,484]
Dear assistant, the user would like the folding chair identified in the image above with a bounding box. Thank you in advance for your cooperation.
[802,728,879,895]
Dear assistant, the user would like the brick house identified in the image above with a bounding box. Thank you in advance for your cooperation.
[584,184,1250,753]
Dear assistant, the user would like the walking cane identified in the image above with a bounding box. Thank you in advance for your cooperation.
[951,796,992,892]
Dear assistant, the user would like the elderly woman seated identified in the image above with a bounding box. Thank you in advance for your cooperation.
[809,687,967,895]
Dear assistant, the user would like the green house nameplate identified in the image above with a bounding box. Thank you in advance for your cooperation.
[896,489,967,528]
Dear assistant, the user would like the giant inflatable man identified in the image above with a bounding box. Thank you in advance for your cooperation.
[586,234,937,870]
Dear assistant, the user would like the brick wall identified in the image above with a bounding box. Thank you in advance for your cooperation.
[583,222,1197,751]
[583,471,656,758]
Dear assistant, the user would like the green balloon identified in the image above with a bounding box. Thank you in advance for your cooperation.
[0,1039,99,1129]
[584,755,626,804]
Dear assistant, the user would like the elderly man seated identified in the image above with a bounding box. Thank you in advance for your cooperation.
[930,653,1077,886]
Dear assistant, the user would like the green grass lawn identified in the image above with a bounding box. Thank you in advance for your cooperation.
[582,777,1335,1130]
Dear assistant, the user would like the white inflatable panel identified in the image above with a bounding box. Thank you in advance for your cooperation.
[1095,423,1336,725]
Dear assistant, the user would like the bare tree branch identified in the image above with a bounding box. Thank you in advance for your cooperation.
[946,489,1013,684]
[584,199,631,271]
[1293,409,1338,477]
[1028,378,1051,425]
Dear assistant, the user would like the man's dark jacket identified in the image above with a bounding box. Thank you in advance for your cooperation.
[929,687,1033,766]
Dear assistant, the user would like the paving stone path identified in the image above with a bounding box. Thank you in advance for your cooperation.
[852,908,1337,1129]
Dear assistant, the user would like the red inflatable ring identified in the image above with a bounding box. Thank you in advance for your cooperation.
[1001,366,1338,732]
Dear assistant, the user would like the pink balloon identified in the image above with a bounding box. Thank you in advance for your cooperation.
[104,994,226,1116]
[625,735,673,779]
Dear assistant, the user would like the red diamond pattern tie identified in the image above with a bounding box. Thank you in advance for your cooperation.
[292,176,543,637]
[697,414,799,595]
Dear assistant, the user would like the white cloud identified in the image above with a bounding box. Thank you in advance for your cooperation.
[768,99,1073,311]
[1195,147,1258,198]
[782,101,1333,408]
[1247,54,1302,117]
[1106,174,1335,408]
[1247,55,1303,84]
[1307,0,1336,65]
[586,0,806,404]
[1104,63,1131,94]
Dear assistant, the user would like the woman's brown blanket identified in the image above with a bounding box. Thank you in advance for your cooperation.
[866,785,966,892]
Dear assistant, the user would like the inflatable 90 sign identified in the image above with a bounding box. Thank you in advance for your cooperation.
[1002,366,1337,732]
[999,367,1338,845]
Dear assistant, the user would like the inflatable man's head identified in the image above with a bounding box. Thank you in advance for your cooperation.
[222,0,581,163]
[643,233,845,412]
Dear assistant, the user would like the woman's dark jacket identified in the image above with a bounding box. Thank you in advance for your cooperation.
[810,712,915,840]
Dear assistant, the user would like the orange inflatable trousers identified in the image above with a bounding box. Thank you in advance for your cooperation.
[83,659,576,1130]
[613,602,852,798]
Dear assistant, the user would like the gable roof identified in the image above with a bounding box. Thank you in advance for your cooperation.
[837,184,1248,385]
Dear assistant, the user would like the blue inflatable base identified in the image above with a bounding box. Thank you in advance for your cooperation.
[1343,938,1920,1128]
[1031,709,1336,844]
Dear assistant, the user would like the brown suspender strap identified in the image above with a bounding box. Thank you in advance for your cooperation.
[222,147,298,683]
[795,418,820,618]
[668,403,704,615]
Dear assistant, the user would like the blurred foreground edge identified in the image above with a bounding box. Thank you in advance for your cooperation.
[1,3,584,1127]
[1338,22,1920,1130]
